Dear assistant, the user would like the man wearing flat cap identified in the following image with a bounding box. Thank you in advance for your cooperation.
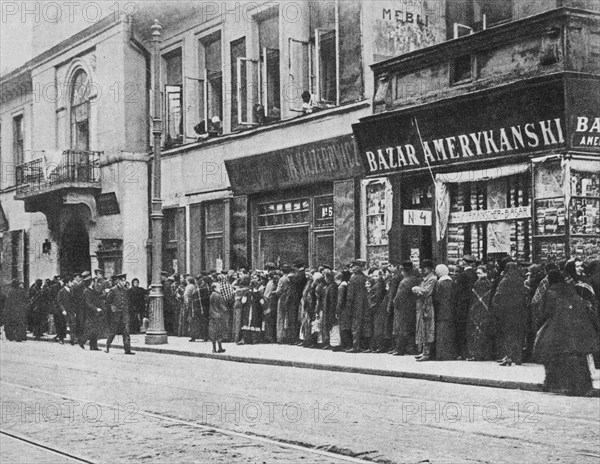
[454,255,478,359]
[105,273,135,354]
[345,259,369,353]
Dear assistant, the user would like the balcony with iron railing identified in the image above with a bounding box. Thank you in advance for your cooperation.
[15,149,102,201]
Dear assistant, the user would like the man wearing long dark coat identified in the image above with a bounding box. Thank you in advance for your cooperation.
[346,260,369,353]
[288,261,307,344]
[392,261,420,355]
[57,278,77,345]
[3,279,28,342]
[454,255,477,359]
[81,276,103,350]
[105,273,134,354]
[275,267,292,343]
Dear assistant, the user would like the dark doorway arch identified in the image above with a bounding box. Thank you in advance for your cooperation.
[60,218,90,276]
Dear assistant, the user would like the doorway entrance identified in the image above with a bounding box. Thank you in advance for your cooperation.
[60,218,90,276]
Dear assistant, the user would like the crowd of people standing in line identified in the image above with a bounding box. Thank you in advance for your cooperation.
[1,256,599,396]
[0,269,142,355]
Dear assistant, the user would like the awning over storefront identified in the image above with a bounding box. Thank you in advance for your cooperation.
[224,135,364,195]
[352,79,568,177]
[0,202,8,232]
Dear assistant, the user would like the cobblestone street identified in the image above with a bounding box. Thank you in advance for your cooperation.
[1,340,599,463]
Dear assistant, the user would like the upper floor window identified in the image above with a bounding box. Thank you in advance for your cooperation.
[13,115,24,184]
[447,0,513,39]
[70,70,90,151]
[195,33,223,138]
[164,48,183,147]
[236,11,281,127]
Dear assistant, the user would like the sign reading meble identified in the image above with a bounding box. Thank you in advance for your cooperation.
[353,81,568,176]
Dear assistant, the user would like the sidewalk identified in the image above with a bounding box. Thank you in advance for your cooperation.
[29,333,600,394]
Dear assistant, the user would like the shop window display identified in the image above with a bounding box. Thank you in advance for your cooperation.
[447,173,531,265]
[365,180,389,265]
[569,170,600,260]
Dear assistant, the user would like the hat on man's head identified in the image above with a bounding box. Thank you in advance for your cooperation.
[53,275,62,280]
[293,259,305,268]
[81,271,91,278]
[351,259,367,268]
[73,272,81,278]
[420,259,435,270]
[401,260,414,271]
[115,273,127,280]
[463,255,477,264]
[94,269,104,274]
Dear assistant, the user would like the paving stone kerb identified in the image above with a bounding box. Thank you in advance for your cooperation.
[24,334,600,395]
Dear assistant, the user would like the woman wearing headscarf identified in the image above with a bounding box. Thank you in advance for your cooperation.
[412,260,437,361]
[335,271,350,350]
[565,259,598,312]
[491,262,529,366]
[433,264,457,360]
[299,272,315,346]
[533,270,599,396]
[322,269,337,349]
[209,281,229,353]
[3,279,28,342]
[466,266,494,361]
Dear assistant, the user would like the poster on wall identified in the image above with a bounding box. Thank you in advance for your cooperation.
[487,222,511,254]
[410,248,420,268]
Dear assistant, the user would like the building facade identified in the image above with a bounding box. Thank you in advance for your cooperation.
[353,0,600,266]
[1,14,150,286]
[4,0,595,286]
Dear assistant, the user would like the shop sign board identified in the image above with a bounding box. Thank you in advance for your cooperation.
[352,81,568,175]
[448,206,531,225]
[403,209,432,226]
[225,135,364,195]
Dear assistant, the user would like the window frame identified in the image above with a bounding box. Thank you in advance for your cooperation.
[69,69,90,151]
[163,48,184,145]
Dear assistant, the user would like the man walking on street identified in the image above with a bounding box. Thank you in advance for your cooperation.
[105,273,135,355]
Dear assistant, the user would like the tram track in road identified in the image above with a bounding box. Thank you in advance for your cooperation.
[0,430,98,463]
[0,380,381,464]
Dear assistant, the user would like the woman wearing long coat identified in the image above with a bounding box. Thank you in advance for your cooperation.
[209,283,229,353]
[533,270,599,396]
[492,262,529,365]
[466,266,494,361]
[336,275,350,349]
[433,264,457,360]
[412,260,437,361]
[3,279,28,342]
[233,276,251,343]
[322,271,338,348]
[240,274,264,344]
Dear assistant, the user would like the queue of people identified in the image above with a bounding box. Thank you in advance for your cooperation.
[1,257,598,396]
[0,269,140,354]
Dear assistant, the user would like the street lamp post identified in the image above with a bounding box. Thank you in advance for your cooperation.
[145,19,168,345]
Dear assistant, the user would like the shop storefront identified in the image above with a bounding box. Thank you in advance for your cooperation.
[225,135,363,269]
[353,77,600,265]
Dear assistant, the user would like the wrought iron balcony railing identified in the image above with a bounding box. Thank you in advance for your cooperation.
[15,149,102,197]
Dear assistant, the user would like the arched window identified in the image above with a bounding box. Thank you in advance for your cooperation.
[70,70,90,150]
